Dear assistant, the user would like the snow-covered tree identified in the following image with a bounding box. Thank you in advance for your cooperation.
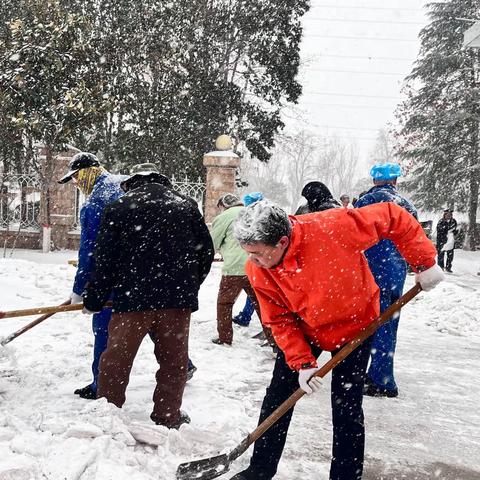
[276,131,320,212]
[240,130,359,212]
[1,0,309,180]
[319,136,358,198]
[370,128,396,165]
[396,0,480,249]
[0,0,110,224]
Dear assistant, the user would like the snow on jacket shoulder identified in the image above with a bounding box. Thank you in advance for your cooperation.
[83,182,214,313]
[246,202,436,371]
[73,173,124,295]
[211,206,248,276]
[355,184,416,216]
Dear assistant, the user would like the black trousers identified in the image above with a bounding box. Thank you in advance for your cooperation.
[245,338,372,480]
[437,243,454,271]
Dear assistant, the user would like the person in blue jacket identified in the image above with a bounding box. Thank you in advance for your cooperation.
[59,152,125,399]
[355,162,417,398]
[232,192,264,328]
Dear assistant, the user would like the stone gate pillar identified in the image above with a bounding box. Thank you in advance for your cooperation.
[203,135,240,225]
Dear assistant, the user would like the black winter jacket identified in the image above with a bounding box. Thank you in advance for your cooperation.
[295,198,341,215]
[436,218,457,246]
[83,182,214,313]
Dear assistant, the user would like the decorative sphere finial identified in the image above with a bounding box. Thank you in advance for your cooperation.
[215,134,232,151]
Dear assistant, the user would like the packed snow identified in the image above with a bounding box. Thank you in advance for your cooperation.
[0,249,479,480]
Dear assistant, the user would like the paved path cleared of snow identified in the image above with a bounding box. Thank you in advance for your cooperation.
[0,249,479,480]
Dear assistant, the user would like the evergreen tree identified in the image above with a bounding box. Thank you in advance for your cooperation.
[1,0,309,180]
[396,0,480,249]
[71,0,309,177]
[0,0,28,172]
[371,128,396,165]
[0,0,110,223]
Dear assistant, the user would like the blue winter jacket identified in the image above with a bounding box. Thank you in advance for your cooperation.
[73,173,124,295]
[355,184,417,288]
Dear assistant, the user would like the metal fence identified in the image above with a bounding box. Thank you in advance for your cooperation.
[73,176,206,226]
[0,167,206,240]
[171,175,206,207]
[0,173,41,231]
[0,171,206,230]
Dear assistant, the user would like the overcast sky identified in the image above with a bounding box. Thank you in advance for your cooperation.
[287,0,429,169]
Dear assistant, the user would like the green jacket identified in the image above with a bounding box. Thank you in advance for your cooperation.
[211,205,247,276]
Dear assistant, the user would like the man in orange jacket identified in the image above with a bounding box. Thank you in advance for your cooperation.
[230,200,444,480]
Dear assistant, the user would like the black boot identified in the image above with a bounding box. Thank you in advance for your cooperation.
[153,410,191,429]
[186,365,197,381]
[363,378,398,398]
[211,337,232,346]
[74,384,97,400]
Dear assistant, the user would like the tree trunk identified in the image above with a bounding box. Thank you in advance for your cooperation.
[467,164,479,250]
[20,187,27,227]
[466,122,480,251]
[39,144,54,252]
[465,56,479,251]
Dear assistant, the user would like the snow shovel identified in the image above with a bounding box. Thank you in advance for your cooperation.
[0,301,113,320]
[1,299,71,346]
[176,283,422,480]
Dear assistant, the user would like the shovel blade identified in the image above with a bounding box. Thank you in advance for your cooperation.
[176,453,230,480]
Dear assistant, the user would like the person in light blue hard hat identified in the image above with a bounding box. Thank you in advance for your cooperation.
[369,162,402,181]
[355,162,417,398]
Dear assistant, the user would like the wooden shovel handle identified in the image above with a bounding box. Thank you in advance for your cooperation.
[1,299,71,345]
[246,283,422,446]
[0,301,113,319]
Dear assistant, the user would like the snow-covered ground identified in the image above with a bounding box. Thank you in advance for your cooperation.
[0,249,480,480]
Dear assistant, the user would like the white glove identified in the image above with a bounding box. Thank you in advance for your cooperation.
[298,366,322,395]
[415,264,445,291]
[70,292,83,304]
[82,307,100,315]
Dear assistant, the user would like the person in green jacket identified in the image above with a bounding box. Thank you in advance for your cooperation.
[211,193,262,345]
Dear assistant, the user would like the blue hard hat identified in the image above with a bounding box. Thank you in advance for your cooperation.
[243,191,264,206]
[370,163,402,181]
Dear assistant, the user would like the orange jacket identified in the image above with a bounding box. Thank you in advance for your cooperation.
[246,202,436,371]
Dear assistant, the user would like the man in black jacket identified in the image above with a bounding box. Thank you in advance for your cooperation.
[436,209,457,273]
[83,164,214,428]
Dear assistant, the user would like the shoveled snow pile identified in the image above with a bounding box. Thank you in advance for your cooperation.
[0,249,479,480]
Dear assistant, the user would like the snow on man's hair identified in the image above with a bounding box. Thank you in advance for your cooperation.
[233,200,291,246]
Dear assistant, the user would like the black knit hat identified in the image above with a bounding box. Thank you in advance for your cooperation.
[301,181,334,203]
[300,181,339,213]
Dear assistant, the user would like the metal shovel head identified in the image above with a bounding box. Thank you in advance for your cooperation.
[176,453,230,480]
